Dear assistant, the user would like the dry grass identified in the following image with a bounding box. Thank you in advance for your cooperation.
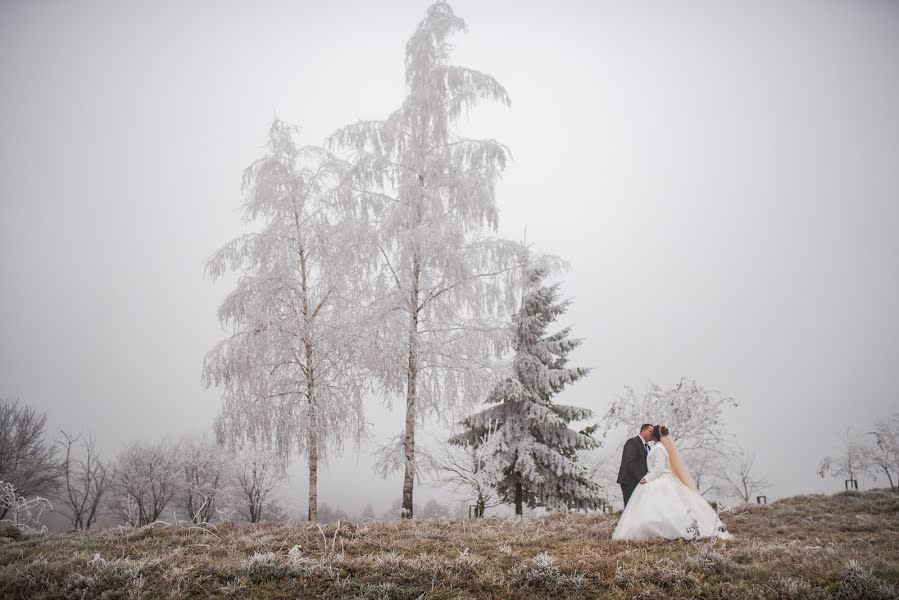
[1,489,897,599]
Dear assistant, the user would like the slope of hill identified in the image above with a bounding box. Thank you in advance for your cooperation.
[1,489,897,599]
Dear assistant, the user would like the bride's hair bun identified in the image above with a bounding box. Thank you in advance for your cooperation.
[659,425,669,437]
[652,425,669,441]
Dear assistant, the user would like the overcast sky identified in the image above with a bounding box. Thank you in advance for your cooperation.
[2,0,898,518]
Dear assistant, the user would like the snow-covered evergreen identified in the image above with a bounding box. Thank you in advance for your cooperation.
[203,119,367,522]
[327,2,520,518]
[451,255,603,514]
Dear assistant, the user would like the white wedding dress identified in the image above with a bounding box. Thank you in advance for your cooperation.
[612,444,731,541]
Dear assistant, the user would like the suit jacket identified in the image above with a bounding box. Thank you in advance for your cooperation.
[617,436,649,486]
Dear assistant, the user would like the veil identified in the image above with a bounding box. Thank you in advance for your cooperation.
[660,436,698,492]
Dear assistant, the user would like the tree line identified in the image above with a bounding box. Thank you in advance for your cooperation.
[0,395,521,532]
[0,398,290,532]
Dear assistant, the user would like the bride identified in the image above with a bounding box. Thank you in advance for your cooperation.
[612,425,732,541]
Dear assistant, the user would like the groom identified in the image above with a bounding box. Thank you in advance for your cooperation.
[617,423,653,507]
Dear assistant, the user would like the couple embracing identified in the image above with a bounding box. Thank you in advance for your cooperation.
[613,424,732,541]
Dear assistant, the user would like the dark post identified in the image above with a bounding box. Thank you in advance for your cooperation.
[845,479,858,491]
[756,495,767,504]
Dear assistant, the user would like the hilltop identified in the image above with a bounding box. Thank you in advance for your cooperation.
[1,489,897,599]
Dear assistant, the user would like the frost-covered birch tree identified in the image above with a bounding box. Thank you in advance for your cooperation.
[450,256,603,515]
[204,119,366,522]
[328,2,520,518]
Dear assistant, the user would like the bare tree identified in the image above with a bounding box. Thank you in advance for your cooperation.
[180,435,228,524]
[584,447,623,509]
[867,413,898,493]
[229,443,281,523]
[720,448,772,503]
[0,399,61,520]
[688,447,729,498]
[317,502,349,523]
[54,430,110,529]
[432,441,501,517]
[818,428,870,489]
[108,439,181,526]
[417,498,450,519]
[602,378,737,496]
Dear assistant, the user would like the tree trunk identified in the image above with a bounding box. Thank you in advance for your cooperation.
[299,240,318,522]
[402,253,421,519]
[308,403,318,522]
[250,463,263,522]
[514,480,523,516]
[881,467,895,493]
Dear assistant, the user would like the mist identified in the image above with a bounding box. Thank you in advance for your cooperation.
[2,0,898,522]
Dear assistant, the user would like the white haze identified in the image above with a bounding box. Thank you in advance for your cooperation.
[1,0,898,519]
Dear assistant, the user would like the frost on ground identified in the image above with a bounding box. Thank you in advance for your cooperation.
[1,489,897,599]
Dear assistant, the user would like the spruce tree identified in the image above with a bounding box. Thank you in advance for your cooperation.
[450,257,603,515]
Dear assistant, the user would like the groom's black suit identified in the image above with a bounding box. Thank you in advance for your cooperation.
[617,435,649,507]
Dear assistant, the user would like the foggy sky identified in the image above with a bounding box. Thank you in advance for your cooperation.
[2,0,898,518]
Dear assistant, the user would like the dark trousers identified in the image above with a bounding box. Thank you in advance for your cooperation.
[621,483,637,508]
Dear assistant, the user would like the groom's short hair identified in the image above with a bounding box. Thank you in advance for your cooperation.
[640,423,653,432]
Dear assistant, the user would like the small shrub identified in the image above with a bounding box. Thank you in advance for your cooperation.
[838,560,899,600]
[775,576,829,600]
[240,551,287,582]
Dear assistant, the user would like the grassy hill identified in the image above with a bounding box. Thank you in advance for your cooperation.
[1,489,897,599]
